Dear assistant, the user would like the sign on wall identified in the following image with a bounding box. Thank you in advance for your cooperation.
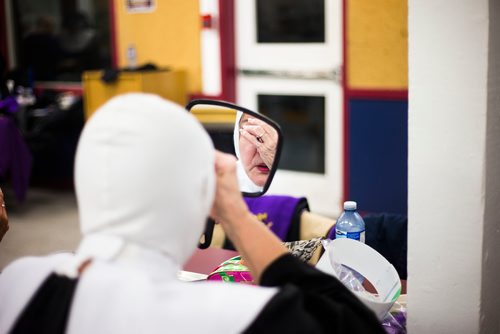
[127,0,155,13]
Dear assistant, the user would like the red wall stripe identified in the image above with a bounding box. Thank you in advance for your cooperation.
[218,0,236,102]
[190,0,236,103]
[342,0,349,204]
[108,0,118,68]
[347,88,408,100]
[34,83,83,96]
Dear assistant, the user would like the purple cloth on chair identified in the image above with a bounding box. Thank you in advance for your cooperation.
[0,116,32,202]
[244,195,306,241]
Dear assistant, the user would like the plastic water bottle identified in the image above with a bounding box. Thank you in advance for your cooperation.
[335,201,365,243]
[336,201,366,283]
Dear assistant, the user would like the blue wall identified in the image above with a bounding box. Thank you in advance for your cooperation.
[348,99,408,215]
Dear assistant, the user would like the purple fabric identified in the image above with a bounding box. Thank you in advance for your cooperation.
[244,195,304,241]
[0,96,20,114]
[382,311,406,334]
[326,225,336,240]
[0,116,32,202]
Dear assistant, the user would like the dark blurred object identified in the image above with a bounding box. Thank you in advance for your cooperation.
[21,16,61,81]
[11,0,112,83]
[0,54,32,202]
[100,68,119,83]
[207,132,235,156]
[5,67,31,92]
[0,54,19,115]
[57,11,103,81]
[0,96,19,115]
[101,63,160,83]
[364,213,408,280]
[0,116,32,202]
[0,53,9,98]
[23,91,84,188]
[124,63,159,72]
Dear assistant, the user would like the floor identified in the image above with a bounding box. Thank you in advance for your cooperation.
[0,186,81,271]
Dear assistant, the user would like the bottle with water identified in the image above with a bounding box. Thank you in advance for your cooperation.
[336,201,365,243]
[335,201,366,283]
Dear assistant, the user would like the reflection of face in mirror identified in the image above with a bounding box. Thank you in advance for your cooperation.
[234,111,278,192]
[188,101,280,195]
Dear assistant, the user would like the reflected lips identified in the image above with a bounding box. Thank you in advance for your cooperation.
[257,164,269,173]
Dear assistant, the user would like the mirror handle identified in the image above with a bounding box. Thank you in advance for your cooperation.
[198,218,215,249]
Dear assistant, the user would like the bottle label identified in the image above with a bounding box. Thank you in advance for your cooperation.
[336,230,365,243]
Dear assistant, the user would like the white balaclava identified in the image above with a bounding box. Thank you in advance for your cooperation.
[233,111,264,193]
[74,93,215,266]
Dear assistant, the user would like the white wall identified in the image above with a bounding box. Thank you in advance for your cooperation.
[408,0,499,333]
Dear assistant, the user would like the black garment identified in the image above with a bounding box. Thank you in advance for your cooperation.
[244,254,385,334]
[22,33,61,81]
[364,213,408,279]
[285,197,310,241]
[10,273,78,334]
[9,255,384,334]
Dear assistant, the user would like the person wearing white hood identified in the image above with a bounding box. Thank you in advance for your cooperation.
[0,94,384,334]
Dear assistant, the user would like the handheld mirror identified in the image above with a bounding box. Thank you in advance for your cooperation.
[186,99,283,248]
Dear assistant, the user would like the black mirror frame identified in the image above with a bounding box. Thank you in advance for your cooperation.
[186,99,283,198]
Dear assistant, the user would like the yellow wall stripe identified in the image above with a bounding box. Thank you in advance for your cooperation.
[347,0,408,90]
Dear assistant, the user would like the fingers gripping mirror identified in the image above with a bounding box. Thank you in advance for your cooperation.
[187,99,283,196]
[186,99,283,248]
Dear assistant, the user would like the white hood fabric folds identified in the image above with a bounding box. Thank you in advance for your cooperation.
[0,94,277,334]
[75,93,215,265]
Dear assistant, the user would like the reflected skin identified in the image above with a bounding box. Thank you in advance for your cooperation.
[238,114,278,187]
[0,187,8,243]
